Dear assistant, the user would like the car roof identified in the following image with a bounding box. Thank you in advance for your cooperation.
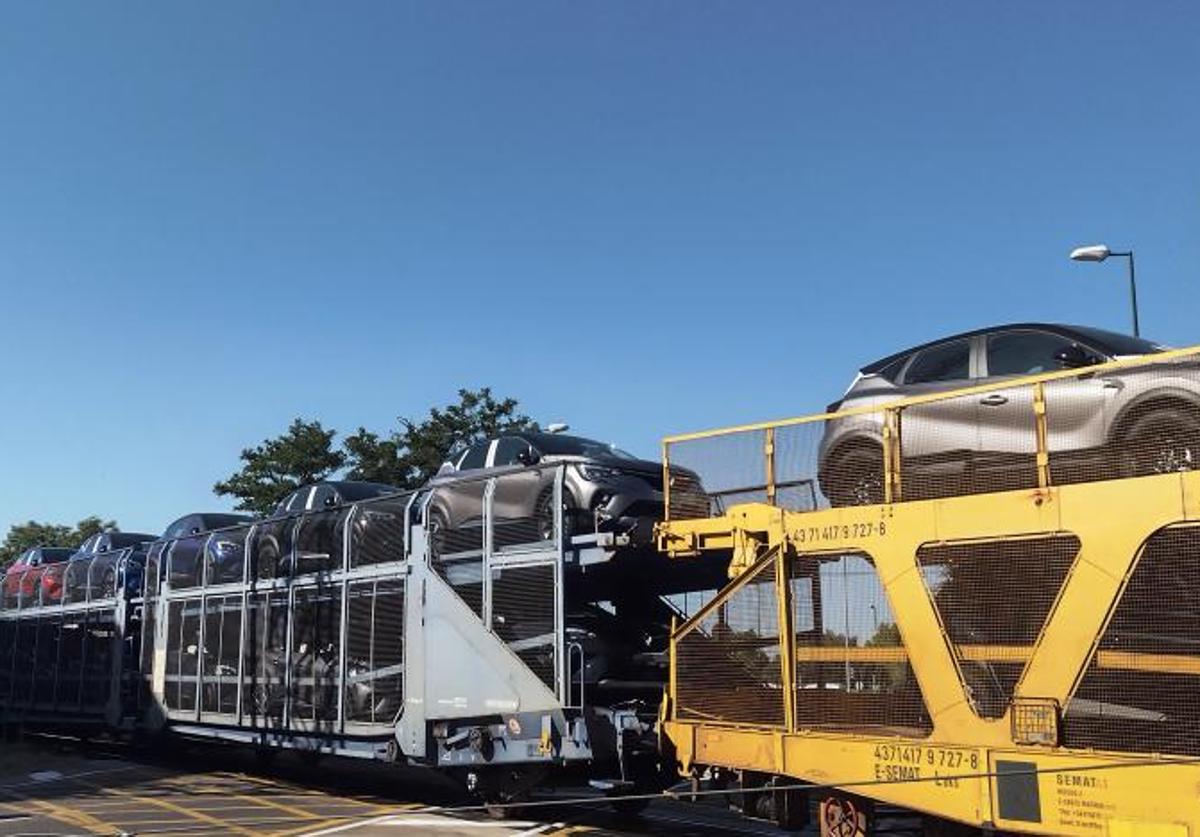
[859,323,1159,374]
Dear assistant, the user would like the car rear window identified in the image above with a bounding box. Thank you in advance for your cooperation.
[904,340,971,384]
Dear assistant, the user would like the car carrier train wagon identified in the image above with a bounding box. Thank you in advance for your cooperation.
[658,345,1200,836]
[0,465,726,810]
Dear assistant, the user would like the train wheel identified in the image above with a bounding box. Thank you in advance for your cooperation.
[819,794,869,837]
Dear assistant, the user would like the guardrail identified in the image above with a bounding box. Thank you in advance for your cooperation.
[663,344,1200,519]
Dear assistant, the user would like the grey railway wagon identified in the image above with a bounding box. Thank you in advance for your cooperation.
[0,464,724,805]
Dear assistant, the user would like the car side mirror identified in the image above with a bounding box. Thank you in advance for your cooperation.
[1054,344,1098,370]
[516,447,540,466]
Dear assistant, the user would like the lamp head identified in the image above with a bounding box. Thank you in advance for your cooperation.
[1070,244,1111,263]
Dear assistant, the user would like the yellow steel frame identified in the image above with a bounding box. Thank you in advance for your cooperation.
[661,470,1200,835]
[660,343,1200,529]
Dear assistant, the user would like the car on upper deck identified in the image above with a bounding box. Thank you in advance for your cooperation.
[2,546,76,607]
[817,323,1190,505]
[428,430,708,549]
[272,481,400,517]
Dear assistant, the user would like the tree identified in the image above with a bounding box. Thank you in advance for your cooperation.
[213,419,345,516]
[344,388,537,489]
[0,516,118,568]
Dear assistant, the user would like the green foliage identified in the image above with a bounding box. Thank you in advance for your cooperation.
[344,388,537,489]
[213,419,346,516]
[213,389,535,515]
[0,516,118,569]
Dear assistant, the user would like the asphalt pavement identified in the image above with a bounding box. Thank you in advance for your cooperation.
[0,736,794,837]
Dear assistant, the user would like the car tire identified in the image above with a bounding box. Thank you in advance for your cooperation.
[1118,404,1200,478]
[536,487,579,542]
[825,444,886,507]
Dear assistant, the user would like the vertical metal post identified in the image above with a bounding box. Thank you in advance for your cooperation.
[483,480,495,629]
[337,508,354,735]
[554,465,566,705]
[774,547,795,733]
[668,615,678,719]
[1033,382,1051,488]
[765,427,777,506]
[883,408,902,503]
[662,442,672,522]
[1126,251,1140,337]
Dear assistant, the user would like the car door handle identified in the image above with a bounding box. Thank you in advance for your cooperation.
[980,394,1008,406]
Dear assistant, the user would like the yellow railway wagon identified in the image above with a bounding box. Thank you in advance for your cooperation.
[657,348,1200,836]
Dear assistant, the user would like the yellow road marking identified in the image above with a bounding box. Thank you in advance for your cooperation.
[70,776,264,837]
[0,789,113,835]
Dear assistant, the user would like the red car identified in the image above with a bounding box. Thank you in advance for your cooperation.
[2,547,75,607]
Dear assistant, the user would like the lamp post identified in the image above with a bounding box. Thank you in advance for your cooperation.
[1069,244,1140,337]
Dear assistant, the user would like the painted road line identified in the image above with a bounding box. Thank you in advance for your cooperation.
[0,783,112,835]
[67,776,264,837]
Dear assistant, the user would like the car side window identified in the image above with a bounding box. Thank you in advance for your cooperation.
[287,488,312,513]
[904,340,971,384]
[312,485,336,508]
[986,331,1080,377]
[459,442,489,470]
[492,437,527,467]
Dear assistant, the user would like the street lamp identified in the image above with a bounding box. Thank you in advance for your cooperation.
[1069,244,1140,336]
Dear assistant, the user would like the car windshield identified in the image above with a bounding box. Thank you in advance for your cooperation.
[336,482,399,501]
[107,533,152,549]
[528,434,637,460]
[1070,326,1166,356]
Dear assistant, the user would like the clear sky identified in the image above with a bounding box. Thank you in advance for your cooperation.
[0,3,1197,538]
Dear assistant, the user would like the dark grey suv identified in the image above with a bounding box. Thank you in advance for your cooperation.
[817,323,1189,505]
[430,432,707,547]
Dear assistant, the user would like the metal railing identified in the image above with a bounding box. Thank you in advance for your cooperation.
[663,344,1200,519]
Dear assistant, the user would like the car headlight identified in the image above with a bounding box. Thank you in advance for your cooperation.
[579,464,624,482]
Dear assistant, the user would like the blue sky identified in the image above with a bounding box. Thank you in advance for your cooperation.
[0,3,1198,537]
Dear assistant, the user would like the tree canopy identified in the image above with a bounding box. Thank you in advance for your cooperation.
[344,388,537,489]
[213,419,346,516]
[0,516,117,568]
[213,388,536,513]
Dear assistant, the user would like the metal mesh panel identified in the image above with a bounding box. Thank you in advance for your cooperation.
[62,559,90,604]
[166,598,201,713]
[205,527,250,585]
[11,619,33,705]
[290,586,341,727]
[88,550,122,600]
[34,616,59,705]
[428,480,486,558]
[57,614,83,709]
[1047,360,1200,486]
[0,618,12,702]
[1063,524,1200,756]
[668,430,765,519]
[242,591,288,728]
[350,495,410,567]
[428,482,485,616]
[201,595,243,716]
[491,563,557,691]
[773,422,830,512]
[664,350,1200,518]
[252,519,296,580]
[675,555,784,726]
[345,579,405,725]
[792,551,931,736]
[899,391,1039,501]
[294,513,347,576]
[82,610,115,710]
[918,535,1079,719]
[491,468,558,550]
[168,537,205,589]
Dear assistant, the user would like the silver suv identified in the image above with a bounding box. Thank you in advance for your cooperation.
[816,323,1196,505]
